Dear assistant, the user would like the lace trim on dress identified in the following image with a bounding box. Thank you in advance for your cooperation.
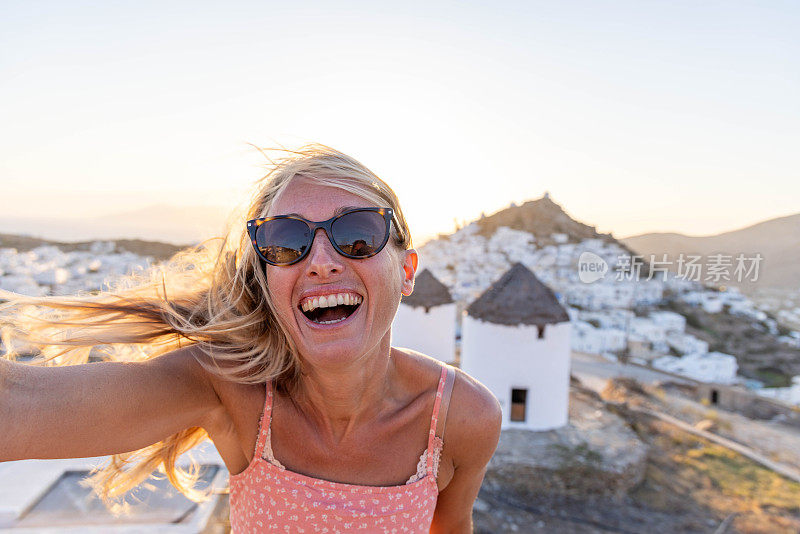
[264,441,286,469]
[405,436,443,484]
[264,437,443,485]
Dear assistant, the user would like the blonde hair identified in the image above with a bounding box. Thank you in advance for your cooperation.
[0,143,413,507]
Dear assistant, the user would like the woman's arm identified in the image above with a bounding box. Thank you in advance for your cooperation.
[430,371,502,533]
[0,346,223,461]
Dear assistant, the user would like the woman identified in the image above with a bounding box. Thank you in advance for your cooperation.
[0,145,502,532]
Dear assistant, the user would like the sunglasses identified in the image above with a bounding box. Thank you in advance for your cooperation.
[247,207,396,266]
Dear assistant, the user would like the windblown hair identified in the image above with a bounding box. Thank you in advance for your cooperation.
[0,144,413,508]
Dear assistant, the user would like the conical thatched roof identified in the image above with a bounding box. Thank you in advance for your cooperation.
[401,269,454,310]
[467,263,569,326]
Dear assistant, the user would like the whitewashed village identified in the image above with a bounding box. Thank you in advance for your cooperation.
[2,195,800,531]
[406,195,800,400]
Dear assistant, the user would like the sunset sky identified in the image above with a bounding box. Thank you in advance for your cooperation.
[2,1,798,243]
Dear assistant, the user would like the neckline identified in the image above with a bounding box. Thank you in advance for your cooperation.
[255,446,440,493]
[230,364,451,491]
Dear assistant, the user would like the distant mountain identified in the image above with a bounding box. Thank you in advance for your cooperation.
[622,213,800,290]
[470,194,644,261]
[474,194,615,245]
[0,233,185,260]
[0,204,232,246]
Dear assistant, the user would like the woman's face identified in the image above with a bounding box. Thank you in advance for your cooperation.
[265,178,417,369]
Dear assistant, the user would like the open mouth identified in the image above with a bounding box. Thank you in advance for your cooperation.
[299,292,362,325]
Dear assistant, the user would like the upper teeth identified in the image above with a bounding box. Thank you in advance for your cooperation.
[301,293,362,312]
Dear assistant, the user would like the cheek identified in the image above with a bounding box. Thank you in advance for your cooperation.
[264,267,295,314]
[371,256,405,305]
[381,247,406,282]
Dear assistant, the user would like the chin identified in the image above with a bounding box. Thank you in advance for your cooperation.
[298,330,391,369]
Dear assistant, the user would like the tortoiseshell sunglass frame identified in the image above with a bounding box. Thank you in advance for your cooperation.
[246,207,397,266]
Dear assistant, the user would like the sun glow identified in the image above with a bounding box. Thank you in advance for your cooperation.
[2,2,798,243]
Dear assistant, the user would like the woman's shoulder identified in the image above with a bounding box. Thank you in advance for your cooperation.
[446,365,502,465]
[177,346,266,420]
[392,347,499,405]
[392,348,501,461]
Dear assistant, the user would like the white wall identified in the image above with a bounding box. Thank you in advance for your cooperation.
[652,352,738,384]
[666,332,709,355]
[649,311,686,333]
[461,316,571,431]
[571,321,604,354]
[391,303,457,363]
[757,376,800,406]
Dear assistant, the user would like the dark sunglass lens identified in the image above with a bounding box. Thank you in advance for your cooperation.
[256,218,311,264]
[331,211,388,257]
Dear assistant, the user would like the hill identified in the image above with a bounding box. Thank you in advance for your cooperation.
[473,193,616,246]
[475,380,800,532]
[419,193,650,305]
[0,204,231,246]
[622,212,800,290]
[0,233,185,261]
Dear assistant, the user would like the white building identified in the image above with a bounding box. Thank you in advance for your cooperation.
[757,376,800,406]
[461,263,572,431]
[599,327,627,352]
[630,317,668,352]
[628,334,658,361]
[666,331,710,355]
[652,351,738,384]
[570,321,626,355]
[649,310,686,333]
[563,279,663,311]
[571,320,605,355]
[0,245,152,298]
[681,291,724,313]
[392,269,457,364]
[0,442,228,532]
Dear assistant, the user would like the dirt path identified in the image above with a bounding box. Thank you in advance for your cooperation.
[657,391,800,471]
[629,406,800,484]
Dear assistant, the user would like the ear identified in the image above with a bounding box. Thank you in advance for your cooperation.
[400,249,418,296]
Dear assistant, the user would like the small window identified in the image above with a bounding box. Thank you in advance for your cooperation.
[710,389,719,405]
[510,388,527,422]
[536,325,546,339]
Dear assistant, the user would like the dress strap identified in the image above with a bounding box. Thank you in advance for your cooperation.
[252,380,274,460]
[425,364,456,478]
[435,366,456,439]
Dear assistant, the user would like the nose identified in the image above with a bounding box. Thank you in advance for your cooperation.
[304,228,344,278]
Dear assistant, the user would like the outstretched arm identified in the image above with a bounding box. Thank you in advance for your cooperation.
[0,346,222,461]
[430,371,502,533]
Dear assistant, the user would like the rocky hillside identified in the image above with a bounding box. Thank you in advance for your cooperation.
[474,380,800,533]
[663,300,800,387]
[473,194,616,246]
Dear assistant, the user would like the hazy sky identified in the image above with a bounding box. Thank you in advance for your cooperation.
[2,0,798,242]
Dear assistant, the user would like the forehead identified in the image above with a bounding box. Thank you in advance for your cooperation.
[268,178,376,218]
